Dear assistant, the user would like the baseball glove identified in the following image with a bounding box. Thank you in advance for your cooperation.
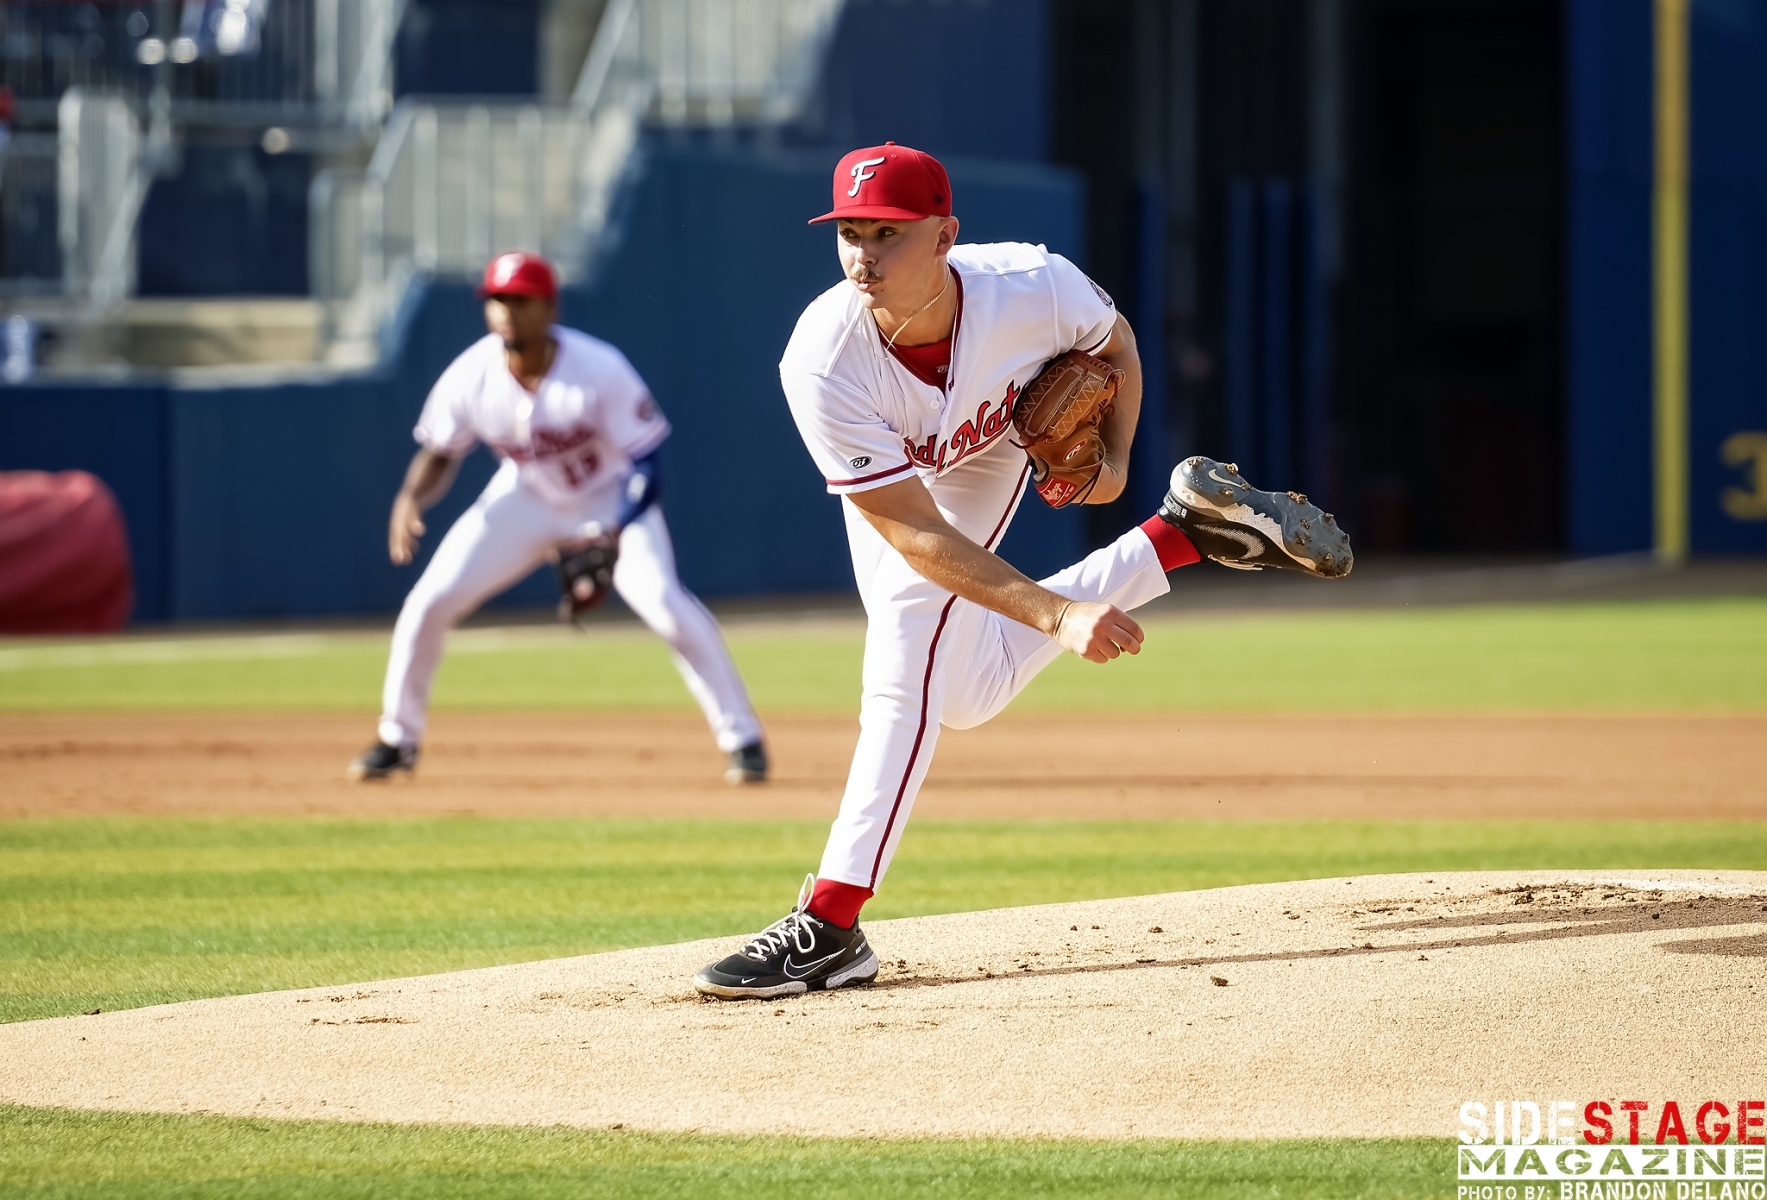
[554,535,619,622]
[1012,348,1124,508]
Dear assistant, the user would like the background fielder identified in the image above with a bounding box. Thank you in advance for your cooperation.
[694,143,1351,998]
[349,252,767,785]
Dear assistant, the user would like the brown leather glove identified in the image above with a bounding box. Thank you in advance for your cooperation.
[1011,348,1124,508]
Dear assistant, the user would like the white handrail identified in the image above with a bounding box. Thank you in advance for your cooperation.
[347,0,409,128]
[573,0,641,117]
[313,0,847,365]
[56,89,146,317]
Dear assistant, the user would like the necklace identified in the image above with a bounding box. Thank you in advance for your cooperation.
[882,267,952,352]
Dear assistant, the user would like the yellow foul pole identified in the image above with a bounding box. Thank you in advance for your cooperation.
[1654,0,1690,563]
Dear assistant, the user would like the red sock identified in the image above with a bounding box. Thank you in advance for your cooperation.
[1139,515,1200,571]
[807,878,872,929]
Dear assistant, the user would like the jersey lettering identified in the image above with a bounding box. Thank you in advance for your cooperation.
[904,383,1016,473]
[492,421,598,465]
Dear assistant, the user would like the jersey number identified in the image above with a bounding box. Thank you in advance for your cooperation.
[558,448,602,489]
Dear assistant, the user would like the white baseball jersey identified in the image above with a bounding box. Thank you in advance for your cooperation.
[779,241,1116,499]
[415,326,670,510]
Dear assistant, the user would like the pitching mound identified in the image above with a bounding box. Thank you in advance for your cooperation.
[5,871,1764,1139]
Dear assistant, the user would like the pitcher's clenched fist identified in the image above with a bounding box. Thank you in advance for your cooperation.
[1055,601,1143,663]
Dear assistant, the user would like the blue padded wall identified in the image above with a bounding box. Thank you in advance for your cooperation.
[1565,0,1653,555]
[1687,0,1767,552]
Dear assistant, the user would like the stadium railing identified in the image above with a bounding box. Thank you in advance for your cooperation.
[308,0,845,367]
[0,0,405,352]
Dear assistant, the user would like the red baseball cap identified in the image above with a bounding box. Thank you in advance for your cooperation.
[478,252,557,301]
[809,142,952,225]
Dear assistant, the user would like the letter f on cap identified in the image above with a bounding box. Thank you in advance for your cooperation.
[847,156,887,197]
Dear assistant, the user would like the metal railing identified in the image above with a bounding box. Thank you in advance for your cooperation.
[308,96,645,361]
[576,0,841,126]
[56,90,146,315]
[0,0,407,340]
[320,0,409,130]
[0,0,405,126]
[311,0,844,364]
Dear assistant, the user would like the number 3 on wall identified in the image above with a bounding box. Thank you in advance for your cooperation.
[1720,432,1767,520]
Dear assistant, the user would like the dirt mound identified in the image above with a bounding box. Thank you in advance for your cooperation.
[4,870,1763,1138]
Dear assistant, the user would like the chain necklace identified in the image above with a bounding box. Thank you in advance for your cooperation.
[881,266,952,352]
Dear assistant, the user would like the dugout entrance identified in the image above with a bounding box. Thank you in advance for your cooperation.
[1051,0,1568,557]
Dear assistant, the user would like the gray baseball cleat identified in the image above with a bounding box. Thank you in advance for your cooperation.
[347,741,419,781]
[1157,457,1353,578]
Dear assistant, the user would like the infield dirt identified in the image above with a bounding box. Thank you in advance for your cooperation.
[4,870,1764,1138]
[4,711,1764,820]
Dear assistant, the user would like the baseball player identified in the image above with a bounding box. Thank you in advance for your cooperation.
[348,252,768,785]
[694,143,1351,998]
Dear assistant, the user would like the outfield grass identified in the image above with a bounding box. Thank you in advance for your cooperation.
[0,1107,1445,1199]
[6,815,1766,1025]
[1,596,1764,714]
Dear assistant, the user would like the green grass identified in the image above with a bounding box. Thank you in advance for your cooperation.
[6,815,1766,1025]
[1,596,1765,714]
[0,1107,1446,1199]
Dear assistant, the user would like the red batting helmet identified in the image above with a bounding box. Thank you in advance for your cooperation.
[810,142,952,225]
[478,252,557,301]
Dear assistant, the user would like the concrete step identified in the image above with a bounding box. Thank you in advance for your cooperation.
[48,298,324,370]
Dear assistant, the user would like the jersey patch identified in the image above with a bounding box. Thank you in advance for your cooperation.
[850,455,872,469]
[1086,274,1115,309]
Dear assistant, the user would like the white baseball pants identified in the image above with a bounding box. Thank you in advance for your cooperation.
[818,450,1172,891]
[377,462,763,753]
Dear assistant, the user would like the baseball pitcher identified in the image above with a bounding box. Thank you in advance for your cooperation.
[349,253,768,785]
[694,144,1351,998]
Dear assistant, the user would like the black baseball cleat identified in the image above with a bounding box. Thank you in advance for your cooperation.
[347,741,419,781]
[1157,457,1353,578]
[694,874,879,1000]
[725,740,768,785]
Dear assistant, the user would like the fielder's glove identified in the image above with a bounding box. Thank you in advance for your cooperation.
[554,534,619,622]
[1012,348,1124,508]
